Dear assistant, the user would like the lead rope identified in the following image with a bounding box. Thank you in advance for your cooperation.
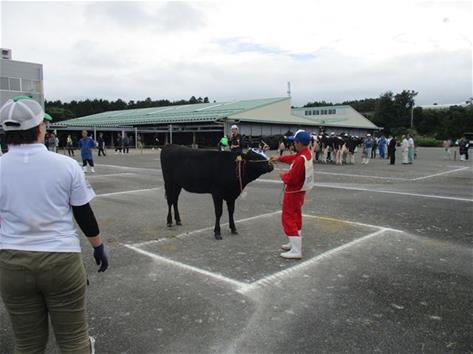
[235,158,243,194]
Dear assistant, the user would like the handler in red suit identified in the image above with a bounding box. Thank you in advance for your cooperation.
[270,130,314,259]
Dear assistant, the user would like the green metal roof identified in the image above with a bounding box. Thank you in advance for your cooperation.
[56,97,290,127]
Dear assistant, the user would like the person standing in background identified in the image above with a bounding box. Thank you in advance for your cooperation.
[66,134,74,156]
[97,132,106,157]
[388,135,397,165]
[79,130,96,173]
[401,135,409,164]
[123,134,130,154]
[407,134,415,164]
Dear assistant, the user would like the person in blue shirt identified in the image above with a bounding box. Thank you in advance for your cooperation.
[79,130,96,173]
[378,135,387,159]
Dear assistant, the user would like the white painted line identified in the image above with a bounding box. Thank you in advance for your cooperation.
[303,214,403,232]
[125,244,247,289]
[132,210,282,248]
[315,171,410,181]
[86,172,135,178]
[96,187,162,198]
[276,166,471,181]
[255,179,473,202]
[313,183,473,203]
[274,168,409,181]
[95,164,161,173]
[411,167,470,181]
[238,228,390,294]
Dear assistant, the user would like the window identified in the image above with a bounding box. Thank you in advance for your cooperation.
[22,79,33,92]
[33,81,41,93]
[9,78,20,91]
[315,110,319,115]
[305,110,308,116]
[0,77,8,90]
[308,110,312,115]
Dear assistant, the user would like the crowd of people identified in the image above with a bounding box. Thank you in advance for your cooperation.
[443,137,470,161]
[277,132,417,166]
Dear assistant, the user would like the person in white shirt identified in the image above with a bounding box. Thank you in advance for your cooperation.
[407,134,415,164]
[0,96,108,353]
[401,135,409,164]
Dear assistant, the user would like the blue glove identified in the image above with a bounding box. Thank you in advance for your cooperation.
[93,244,109,272]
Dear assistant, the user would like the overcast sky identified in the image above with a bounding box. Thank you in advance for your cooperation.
[1,0,471,106]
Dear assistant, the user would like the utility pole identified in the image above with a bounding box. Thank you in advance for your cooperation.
[287,81,291,97]
[410,105,414,128]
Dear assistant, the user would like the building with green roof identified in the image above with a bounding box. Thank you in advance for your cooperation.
[52,97,379,148]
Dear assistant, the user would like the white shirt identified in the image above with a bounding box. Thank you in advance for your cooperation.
[408,138,414,148]
[0,144,95,252]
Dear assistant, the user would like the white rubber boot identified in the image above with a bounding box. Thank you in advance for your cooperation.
[82,166,88,173]
[91,167,95,173]
[281,230,301,251]
[89,336,96,354]
[281,240,291,251]
[280,236,302,259]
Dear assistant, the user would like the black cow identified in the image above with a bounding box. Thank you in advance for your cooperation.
[161,145,274,239]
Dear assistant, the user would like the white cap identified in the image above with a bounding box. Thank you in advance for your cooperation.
[231,124,238,129]
[367,134,371,137]
[0,96,47,131]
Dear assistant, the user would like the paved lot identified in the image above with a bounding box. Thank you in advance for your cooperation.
[1,147,472,353]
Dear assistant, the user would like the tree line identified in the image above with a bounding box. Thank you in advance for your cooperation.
[45,91,472,141]
[45,96,210,122]
[304,90,473,140]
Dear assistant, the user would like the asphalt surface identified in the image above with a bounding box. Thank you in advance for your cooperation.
[1,147,472,354]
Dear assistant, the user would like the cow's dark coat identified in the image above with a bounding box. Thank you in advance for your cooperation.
[160,145,274,239]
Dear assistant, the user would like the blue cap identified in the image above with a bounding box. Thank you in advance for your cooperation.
[288,129,311,145]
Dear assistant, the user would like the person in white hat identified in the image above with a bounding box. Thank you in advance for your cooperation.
[0,96,107,353]
[229,124,242,155]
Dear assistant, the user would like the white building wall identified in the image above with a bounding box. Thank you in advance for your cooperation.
[0,59,44,109]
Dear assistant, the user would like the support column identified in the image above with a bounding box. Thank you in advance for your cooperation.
[135,127,138,149]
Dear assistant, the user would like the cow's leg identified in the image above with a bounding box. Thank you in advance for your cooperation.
[165,183,174,227]
[212,194,223,240]
[173,186,182,225]
[226,199,238,235]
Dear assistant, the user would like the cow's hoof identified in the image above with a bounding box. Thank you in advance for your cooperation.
[231,229,239,235]
[215,234,222,240]
[176,221,182,226]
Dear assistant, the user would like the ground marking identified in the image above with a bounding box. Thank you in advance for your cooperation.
[256,179,473,202]
[276,166,470,181]
[95,164,160,173]
[96,187,162,198]
[275,167,409,181]
[125,244,247,289]
[126,211,404,295]
[238,228,393,294]
[410,166,470,181]
[131,210,282,248]
[86,172,136,178]
[307,214,400,232]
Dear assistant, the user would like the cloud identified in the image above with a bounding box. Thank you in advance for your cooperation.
[1,1,471,107]
[86,1,205,32]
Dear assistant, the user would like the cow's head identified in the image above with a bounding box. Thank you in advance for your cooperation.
[242,148,274,184]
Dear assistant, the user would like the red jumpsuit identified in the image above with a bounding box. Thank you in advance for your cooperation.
[279,147,312,237]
